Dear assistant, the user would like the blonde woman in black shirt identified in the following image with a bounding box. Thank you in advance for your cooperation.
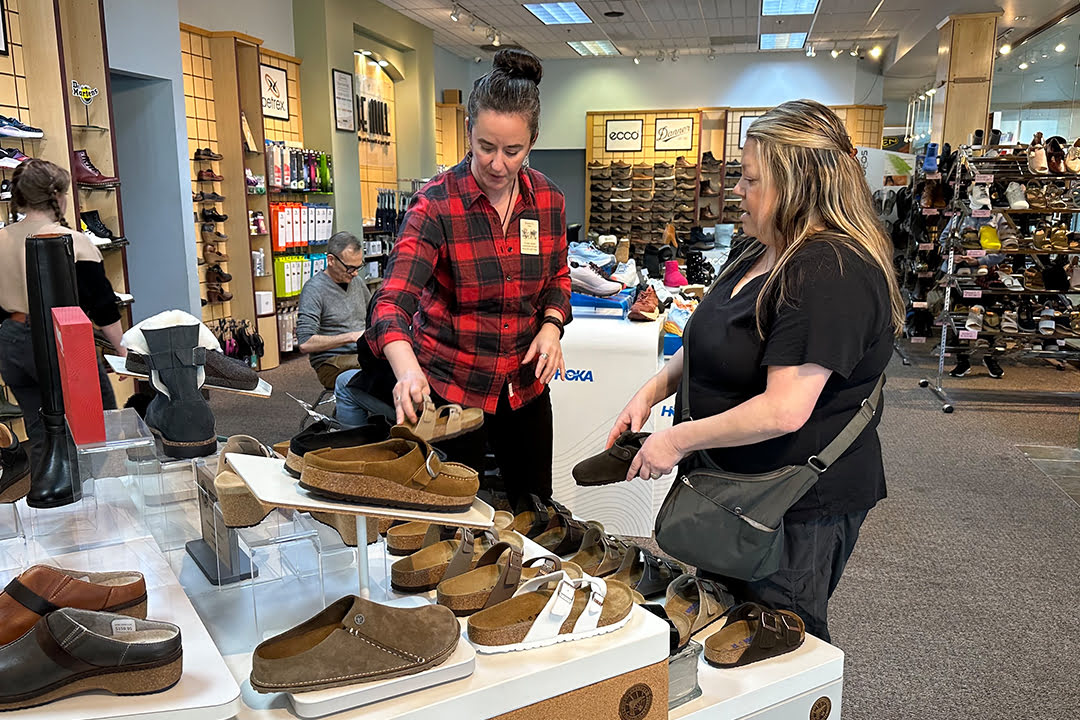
[608,100,903,642]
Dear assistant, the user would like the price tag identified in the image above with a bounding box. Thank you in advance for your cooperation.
[925,172,942,180]
[1057,339,1067,346]
[918,272,933,278]
[974,174,994,184]
[933,320,944,326]
[922,208,940,215]
[972,208,992,218]
[918,243,934,251]
[912,301,928,309]
[911,336,927,344]
[958,330,978,340]
[962,289,983,299]
[966,249,986,257]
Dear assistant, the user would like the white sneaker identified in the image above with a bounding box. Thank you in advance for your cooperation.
[597,234,617,252]
[647,278,674,305]
[1005,182,1029,210]
[611,259,638,287]
[969,183,991,210]
[570,261,622,297]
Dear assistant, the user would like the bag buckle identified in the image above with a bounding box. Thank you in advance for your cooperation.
[807,455,828,473]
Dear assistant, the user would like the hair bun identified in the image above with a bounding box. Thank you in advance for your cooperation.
[493,48,542,86]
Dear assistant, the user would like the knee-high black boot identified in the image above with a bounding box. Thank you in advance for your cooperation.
[24,233,80,508]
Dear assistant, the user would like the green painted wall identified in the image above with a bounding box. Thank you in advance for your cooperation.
[294,0,437,234]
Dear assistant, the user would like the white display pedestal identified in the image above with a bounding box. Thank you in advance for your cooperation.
[550,316,671,536]
[226,454,495,597]
[0,537,242,720]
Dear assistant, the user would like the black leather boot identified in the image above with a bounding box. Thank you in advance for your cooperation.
[24,233,80,508]
[141,323,216,458]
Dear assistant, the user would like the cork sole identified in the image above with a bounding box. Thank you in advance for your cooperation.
[438,560,583,616]
[388,512,513,556]
[405,405,484,443]
[391,532,522,593]
[149,426,216,459]
[703,611,804,667]
[0,472,30,503]
[284,450,304,478]
[0,654,182,710]
[298,466,473,512]
[467,580,633,652]
[665,593,723,649]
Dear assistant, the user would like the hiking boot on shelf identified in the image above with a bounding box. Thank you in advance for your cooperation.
[72,150,119,187]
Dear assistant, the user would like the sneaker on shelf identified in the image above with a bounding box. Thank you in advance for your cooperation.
[949,357,971,377]
[663,307,691,336]
[0,115,43,139]
[570,261,622,297]
[646,278,674,307]
[612,259,638,287]
[0,179,10,201]
[663,260,688,289]
[568,241,617,273]
[0,147,30,169]
[969,183,991,210]
[80,221,111,247]
[628,285,660,321]
[246,168,259,187]
[982,354,1004,378]
[1005,182,1029,210]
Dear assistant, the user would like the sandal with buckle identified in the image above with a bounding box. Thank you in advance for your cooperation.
[566,526,627,577]
[609,544,685,599]
[437,547,579,616]
[391,526,519,593]
[664,574,734,650]
[402,398,484,442]
[703,602,805,668]
[386,510,514,557]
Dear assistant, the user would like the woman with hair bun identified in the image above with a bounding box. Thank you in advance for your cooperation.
[609,100,904,642]
[367,48,570,511]
[0,159,124,467]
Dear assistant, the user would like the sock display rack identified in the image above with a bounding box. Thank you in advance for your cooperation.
[915,144,1080,412]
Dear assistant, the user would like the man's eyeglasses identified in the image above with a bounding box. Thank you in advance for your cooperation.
[330,252,362,274]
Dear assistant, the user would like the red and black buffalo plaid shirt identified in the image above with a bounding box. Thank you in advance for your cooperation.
[367,156,571,413]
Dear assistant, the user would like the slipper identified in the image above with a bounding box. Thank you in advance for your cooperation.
[387,510,514,556]
[1039,307,1057,336]
[528,502,598,556]
[437,546,579,616]
[1052,224,1070,251]
[1001,310,1019,333]
[566,527,627,577]
[664,574,734,650]
[965,305,985,332]
[1025,268,1046,290]
[609,545,685,599]
[702,603,805,668]
[1033,226,1052,251]
[998,271,1024,291]
[984,311,1001,331]
[466,571,634,653]
[402,398,484,442]
[391,527,521,593]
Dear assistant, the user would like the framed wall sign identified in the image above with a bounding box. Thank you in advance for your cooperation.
[605,119,643,152]
[260,64,289,120]
[332,69,355,132]
[739,115,762,148]
[0,1,8,57]
[655,117,694,151]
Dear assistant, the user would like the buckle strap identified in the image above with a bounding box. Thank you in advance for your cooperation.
[4,578,59,618]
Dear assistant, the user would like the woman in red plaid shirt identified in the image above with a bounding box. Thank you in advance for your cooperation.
[366,49,571,511]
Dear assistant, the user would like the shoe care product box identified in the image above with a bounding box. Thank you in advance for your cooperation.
[51,307,105,444]
[255,291,274,315]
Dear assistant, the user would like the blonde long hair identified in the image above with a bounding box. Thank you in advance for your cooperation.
[728,100,904,337]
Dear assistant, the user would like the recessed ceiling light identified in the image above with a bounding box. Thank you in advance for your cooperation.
[759,32,807,50]
[603,10,624,18]
[1056,43,1067,52]
[1019,62,1029,69]
[762,0,819,15]
[1035,76,1045,82]
[633,53,640,64]
[378,59,389,67]
[450,5,460,22]
[1014,15,1026,20]
[999,44,1012,55]
[656,49,665,62]
[869,45,882,59]
[567,40,620,56]
[361,49,372,56]
[524,2,591,25]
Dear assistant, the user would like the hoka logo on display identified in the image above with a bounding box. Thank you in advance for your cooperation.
[553,368,594,382]
[660,405,674,417]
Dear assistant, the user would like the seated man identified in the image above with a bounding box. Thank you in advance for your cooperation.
[296,231,370,389]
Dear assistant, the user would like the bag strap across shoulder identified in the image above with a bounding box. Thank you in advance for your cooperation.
[678,307,884,474]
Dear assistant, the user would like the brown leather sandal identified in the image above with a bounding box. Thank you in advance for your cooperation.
[703,602,805,667]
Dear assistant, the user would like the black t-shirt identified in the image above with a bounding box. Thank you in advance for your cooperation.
[674,237,892,518]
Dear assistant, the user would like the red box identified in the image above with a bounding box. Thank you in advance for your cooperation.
[52,307,106,444]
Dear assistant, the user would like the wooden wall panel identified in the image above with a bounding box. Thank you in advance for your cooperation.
[356,56,397,226]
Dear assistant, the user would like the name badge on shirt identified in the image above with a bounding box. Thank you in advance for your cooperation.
[520,219,539,255]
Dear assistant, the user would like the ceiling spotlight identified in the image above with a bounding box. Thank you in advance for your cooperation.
[830,48,841,58]
[1035,76,1046,83]
[806,45,816,57]
[849,46,859,57]
[360,49,372,56]
[707,48,716,61]
[450,5,460,22]
[926,87,937,96]
[869,45,882,59]
[999,44,1012,55]
[633,53,641,65]
[1056,43,1067,52]
[469,17,478,31]
[1014,15,1026,20]
[656,49,665,62]
[486,27,495,42]
[1019,61,1029,69]
[670,49,679,62]
[919,92,926,100]
[492,31,501,47]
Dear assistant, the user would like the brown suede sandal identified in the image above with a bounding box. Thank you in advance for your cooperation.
[387,511,514,556]
[664,574,734,650]
[703,603,805,668]
[437,547,578,617]
[391,527,521,593]
[402,398,484,442]
[566,527,626,577]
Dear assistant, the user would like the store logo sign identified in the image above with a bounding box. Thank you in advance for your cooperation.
[660,405,674,417]
[605,119,643,152]
[71,81,98,106]
[553,368,594,382]
[655,117,694,151]
[260,64,290,120]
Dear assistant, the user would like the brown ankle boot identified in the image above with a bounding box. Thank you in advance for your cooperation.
[206,283,233,303]
[203,243,229,264]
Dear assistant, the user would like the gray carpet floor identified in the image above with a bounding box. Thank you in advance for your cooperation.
[211,346,1080,719]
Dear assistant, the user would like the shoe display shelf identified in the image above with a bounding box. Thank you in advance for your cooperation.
[0,536,243,720]
[104,353,274,398]
[898,161,950,366]
[915,145,1080,412]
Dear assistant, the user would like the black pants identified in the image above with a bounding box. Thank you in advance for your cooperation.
[428,384,552,513]
[700,509,869,643]
[0,318,116,468]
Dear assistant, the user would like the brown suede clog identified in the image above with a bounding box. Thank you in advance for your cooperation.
[0,566,146,646]
[250,595,460,693]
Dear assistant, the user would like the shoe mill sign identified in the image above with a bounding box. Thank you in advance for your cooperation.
[260,64,289,120]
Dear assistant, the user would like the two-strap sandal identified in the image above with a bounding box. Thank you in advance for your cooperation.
[566,526,628,577]
[609,545,685,599]
[390,526,522,593]
[664,574,734,650]
[401,398,484,442]
[702,602,805,668]
[386,510,514,557]
[437,546,579,616]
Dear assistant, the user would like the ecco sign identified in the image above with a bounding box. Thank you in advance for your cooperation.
[605,119,644,152]
[260,64,289,120]
[553,368,594,382]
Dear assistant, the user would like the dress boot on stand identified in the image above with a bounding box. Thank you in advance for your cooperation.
[24,233,80,508]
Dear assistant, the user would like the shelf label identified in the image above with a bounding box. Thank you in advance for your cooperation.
[943,210,959,217]
[918,243,934,251]
[958,330,978,340]
[962,289,983,299]
[974,174,994,184]
[922,208,940,215]
[925,172,942,180]
[1058,339,1067,346]
[918,272,933,278]
[912,301,928,309]
[910,336,927,344]
[972,209,992,218]
[966,249,986,257]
